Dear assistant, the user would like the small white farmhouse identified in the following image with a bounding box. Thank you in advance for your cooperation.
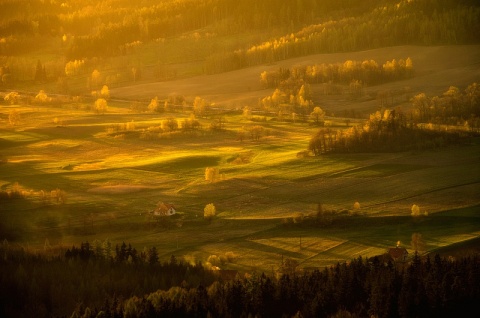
[152,202,176,216]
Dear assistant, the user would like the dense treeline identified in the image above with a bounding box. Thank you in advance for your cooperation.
[0,0,392,86]
[0,242,216,318]
[0,0,384,58]
[309,113,465,155]
[411,83,480,126]
[0,0,478,90]
[63,0,392,60]
[1,241,479,318]
[104,254,479,318]
[308,83,480,155]
[309,109,473,155]
[260,57,413,89]
[205,0,480,73]
[254,57,413,123]
[1,1,478,71]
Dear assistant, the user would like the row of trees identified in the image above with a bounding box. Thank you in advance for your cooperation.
[0,182,66,205]
[61,0,382,60]
[66,253,479,318]
[64,240,167,266]
[308,83,480,155]
[2,238,478,318]
[411,83,480,126]
[3,1,478,79]
[258,83,315,120]
[1,1,478,91]
[205,0,480,73]
[255,57,414,125]
[260,57,413,89]
[309,109,469,155]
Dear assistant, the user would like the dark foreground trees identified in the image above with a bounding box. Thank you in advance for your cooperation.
[0,242,215,318]
[1,242,478,318]
[72,253,479,318]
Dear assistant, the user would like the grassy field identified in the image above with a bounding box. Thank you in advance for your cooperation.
[111,44,480,114]
[1,45,480,273]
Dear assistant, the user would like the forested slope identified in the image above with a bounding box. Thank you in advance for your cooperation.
[1,0,479,87]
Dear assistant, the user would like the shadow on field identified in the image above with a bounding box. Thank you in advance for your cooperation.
[136,155,221,172]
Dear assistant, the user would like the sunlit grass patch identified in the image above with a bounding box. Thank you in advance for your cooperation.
[425,233,480,252]
[0,130,46,143]
[137,154,222,172]
[88,185,154,194]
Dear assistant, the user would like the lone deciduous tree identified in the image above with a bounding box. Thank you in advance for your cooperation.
[352,201,361,215]
[193,96,208,117]
[35,90,49,103]
[248,125,264,141]
[204,203,216,222]
[310,106,325,126]
[100,85,110,99]
[4,91,19,104]
[91,69,101,89]
[411,204,420,217]
[94,98,108,114]
[148,96,160,112]
[243,106,252,119]
[205,167,219,183]
[353,201,361,210]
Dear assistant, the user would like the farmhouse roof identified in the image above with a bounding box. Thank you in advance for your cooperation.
[153,202,176,215]
[159,202,175,210]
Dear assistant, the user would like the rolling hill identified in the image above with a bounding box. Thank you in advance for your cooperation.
[111,45,480,115]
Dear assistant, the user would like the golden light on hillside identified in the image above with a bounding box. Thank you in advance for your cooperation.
[1,1,479,316]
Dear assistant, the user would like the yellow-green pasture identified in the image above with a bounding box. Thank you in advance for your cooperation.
[1,101,479,273]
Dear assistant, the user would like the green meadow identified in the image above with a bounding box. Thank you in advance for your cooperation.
[1,96,479,273]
